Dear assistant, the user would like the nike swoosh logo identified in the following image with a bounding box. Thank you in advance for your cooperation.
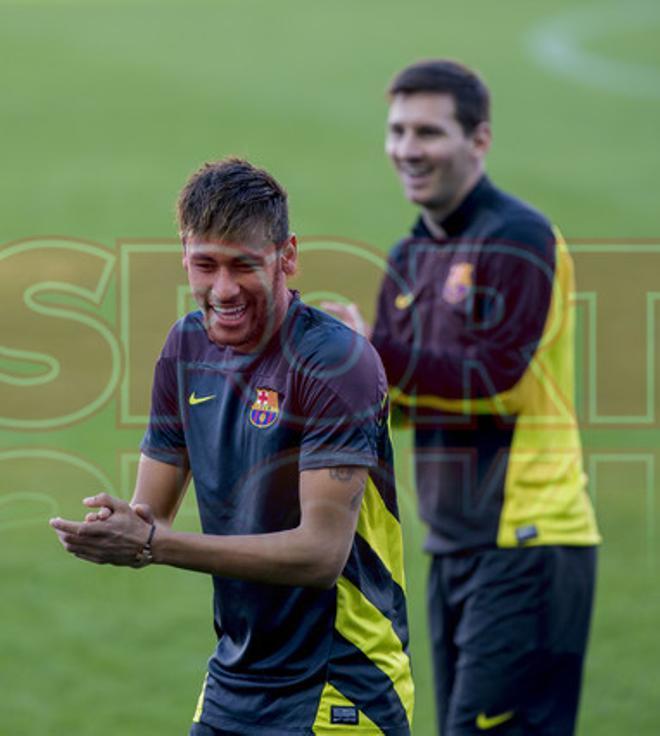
[189,392,216,406]
[395,292,414,310]
[476,711,515,730]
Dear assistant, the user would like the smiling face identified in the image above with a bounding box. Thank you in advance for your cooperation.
[385,92,491,221]
[183,226,297,353]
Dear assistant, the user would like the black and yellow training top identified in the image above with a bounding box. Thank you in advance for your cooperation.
[371,176,600,554]
[142,293,413,735]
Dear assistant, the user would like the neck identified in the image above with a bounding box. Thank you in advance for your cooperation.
[421,165,484,235]
[272,288,294,333]
[421,212,447,239]
[259,288,294,349]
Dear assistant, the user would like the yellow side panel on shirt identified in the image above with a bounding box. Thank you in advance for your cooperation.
[335,577,414,727]
[497,229,600,547]
[356,477,406,591]
[389,227,600,548]
[312,682,382,734]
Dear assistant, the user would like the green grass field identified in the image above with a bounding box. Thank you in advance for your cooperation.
[2,0,660,733]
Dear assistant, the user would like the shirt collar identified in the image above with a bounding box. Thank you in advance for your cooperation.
[411,175,493,240]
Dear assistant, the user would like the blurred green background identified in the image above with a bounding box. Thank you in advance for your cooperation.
[2,0,660,734]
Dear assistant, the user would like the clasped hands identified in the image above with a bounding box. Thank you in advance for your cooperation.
[50,493,156,567]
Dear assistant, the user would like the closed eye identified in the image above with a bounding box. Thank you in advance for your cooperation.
[234,257,263,272]
[191,259,215,272]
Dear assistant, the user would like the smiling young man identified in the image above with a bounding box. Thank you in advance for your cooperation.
[325,61,599,735]
[50,158,414,735]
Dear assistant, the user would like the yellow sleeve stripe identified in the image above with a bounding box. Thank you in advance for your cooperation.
[390,385,518,416]
[192,672,208,724]
[336,577,414,726]
[312,682,383,734]
[356,478,406,591]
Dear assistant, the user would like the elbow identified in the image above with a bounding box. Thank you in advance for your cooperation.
[292,524,353,589]
[313,569,341,590]
[308,572,340,590]
[305,548,348,590]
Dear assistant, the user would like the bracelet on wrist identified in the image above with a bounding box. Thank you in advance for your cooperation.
[135,523,156,567]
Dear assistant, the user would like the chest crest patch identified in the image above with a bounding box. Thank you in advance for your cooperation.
[442,262,474,304]
[249,388,280,429]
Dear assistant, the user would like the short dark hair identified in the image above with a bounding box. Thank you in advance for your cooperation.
[388,59,490,135]
[177,157,289,245]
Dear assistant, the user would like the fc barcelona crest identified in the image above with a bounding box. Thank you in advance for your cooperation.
[249,388,280,429]
[442,262,474,304]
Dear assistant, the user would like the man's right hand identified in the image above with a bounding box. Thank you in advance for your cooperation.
[321,301,372,339]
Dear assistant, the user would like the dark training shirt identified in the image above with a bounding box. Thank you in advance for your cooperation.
[141,293,414,735]
[372,176,600,554]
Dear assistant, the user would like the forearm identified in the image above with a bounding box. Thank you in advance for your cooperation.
[152,524,343,588]
[131,453,191,526]
[373,227,555,404]
[371,332,478,397]
[372,332,528,405]
[52,468,363,588]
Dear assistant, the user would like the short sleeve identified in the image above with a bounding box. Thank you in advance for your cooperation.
[295,333,388,472]
[140,355,188,467]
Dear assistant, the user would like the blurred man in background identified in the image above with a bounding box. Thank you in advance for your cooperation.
[325,59,600,735]
[51,158,414,736]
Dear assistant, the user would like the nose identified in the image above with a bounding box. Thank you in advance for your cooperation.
[212,267,241,302]
[396,131,423,160]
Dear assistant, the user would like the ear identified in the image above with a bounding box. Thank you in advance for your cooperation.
[181,239,189,271]
[471,121,492,157]
[280,234,298,276]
